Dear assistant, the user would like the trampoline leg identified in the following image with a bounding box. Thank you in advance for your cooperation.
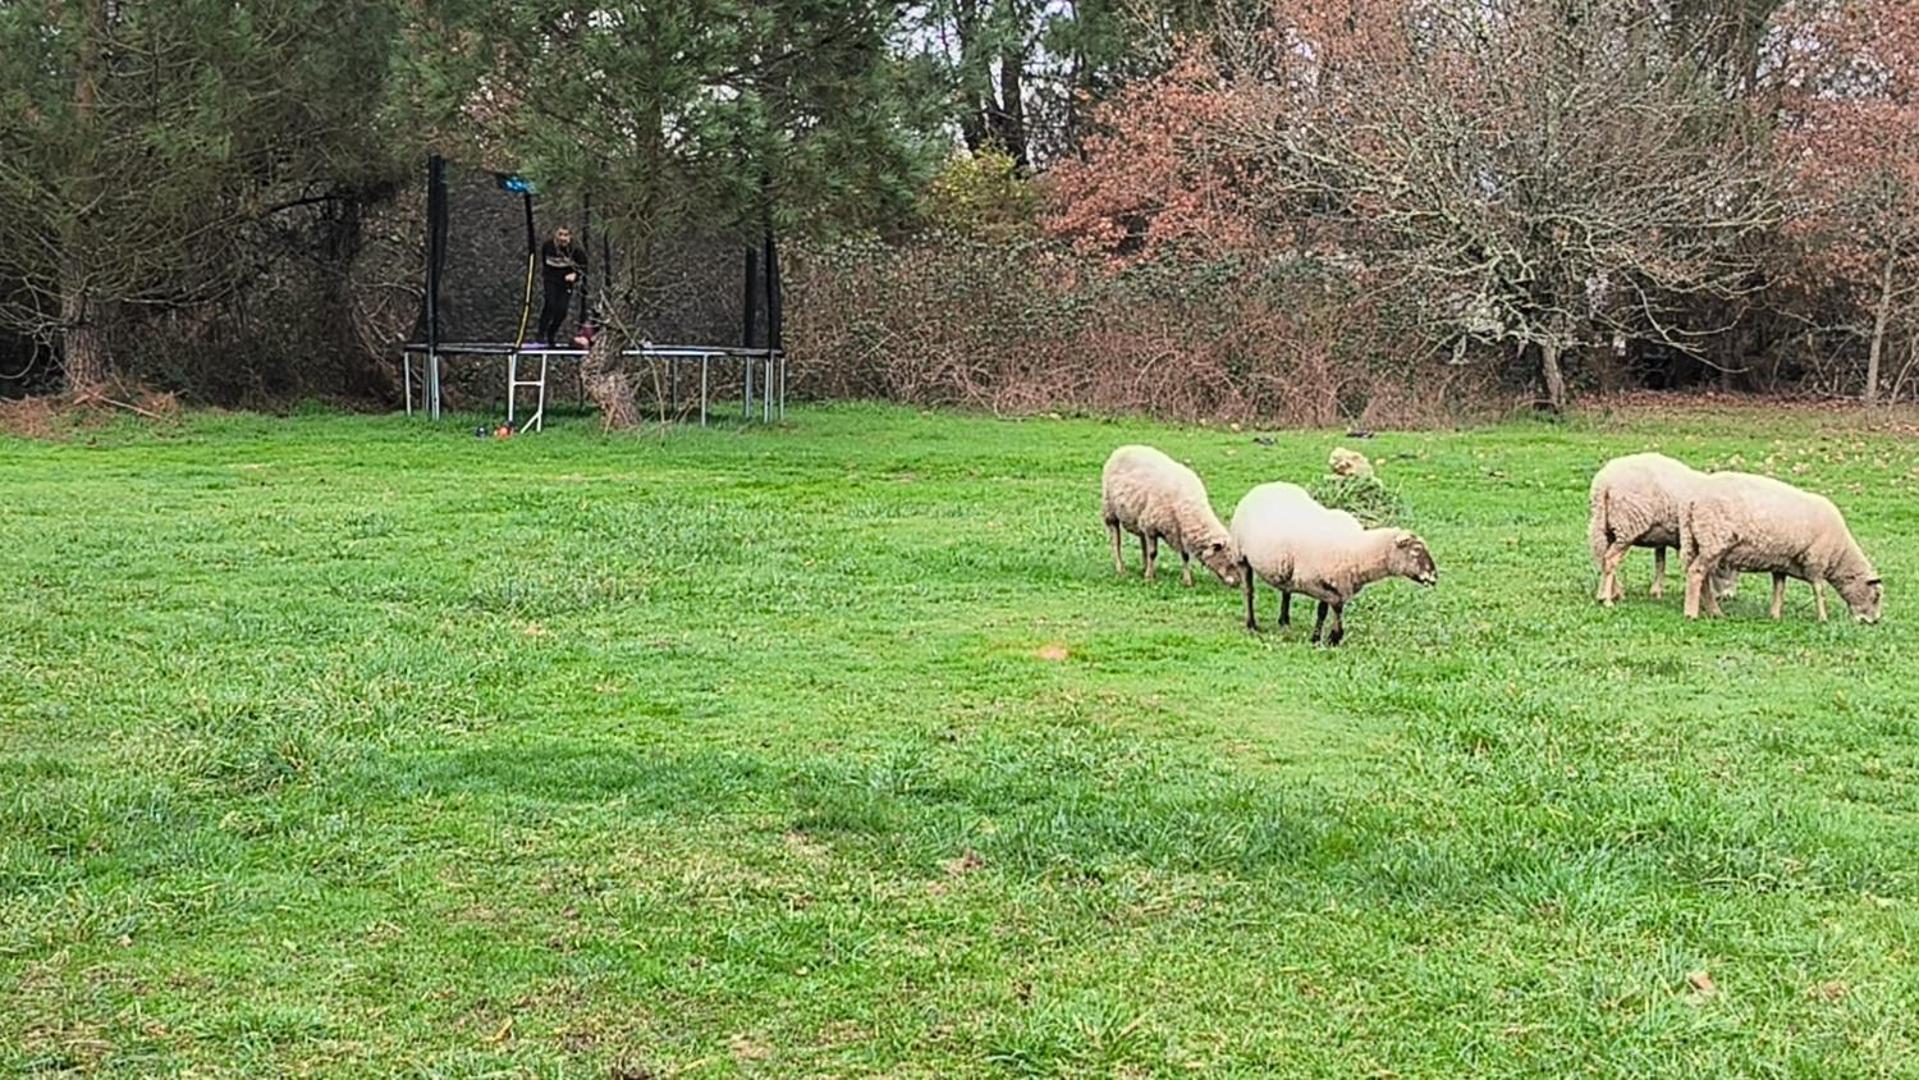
[429,351,442,421]
[763,354,772,422]
[507,352,518,427]
[779,352,786,419]
[743,354,753,420]
[534,353,548,432]
[701,354,710,427]
[403,353,414,417]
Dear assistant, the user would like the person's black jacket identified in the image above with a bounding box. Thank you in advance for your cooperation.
[540,240,586,289]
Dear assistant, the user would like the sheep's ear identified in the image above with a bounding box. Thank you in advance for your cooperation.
[1867,577,1883,587]
[1394,532,1418,549]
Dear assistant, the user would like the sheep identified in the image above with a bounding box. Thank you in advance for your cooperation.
[1589,452,1737,605]
[1229,481,1437,646]
[1679,472,1883,623]
[1100,445,1242,588]
[1329,447,1374,478]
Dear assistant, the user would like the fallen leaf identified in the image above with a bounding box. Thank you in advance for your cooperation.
[1687,970,1717,997]
[730,1033,771,1061]
[1809,981,1848,1002]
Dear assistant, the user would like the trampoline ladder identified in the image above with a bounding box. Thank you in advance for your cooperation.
[506,350,549,433]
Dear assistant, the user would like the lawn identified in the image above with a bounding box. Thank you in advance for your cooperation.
[2,401,1916,1077]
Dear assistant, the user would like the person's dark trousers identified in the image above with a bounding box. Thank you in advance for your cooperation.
[537,281,571,344]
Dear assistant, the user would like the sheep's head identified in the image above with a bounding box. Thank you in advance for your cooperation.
[1198,538,1242,587]
[1391,531,1438,586]
[1709,568,1740,600]
[1836,573,1883,623]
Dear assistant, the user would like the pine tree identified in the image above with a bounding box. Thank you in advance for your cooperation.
[409,0,941,426]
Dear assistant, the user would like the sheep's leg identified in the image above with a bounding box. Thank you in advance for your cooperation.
[1326,603,1346,647]
[1311,600,1330,644]
[1684,563,1707,620]
[1770,572,1787,620]
[1813,580,1829,622]
[1180,549,1194,588]
[1109,522,1126,576]
[1141,534,1157,581]
[1598,543,1631,605]
[1242,562,1259,633]
[1650,548,1667,599]
[1279,591,1293,627]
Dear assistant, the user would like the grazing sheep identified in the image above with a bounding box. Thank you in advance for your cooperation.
[1229,482,1437,646]
[1589,452,1736,605]
[1100,445,1242,588]
[1330,447,1374,478]
[1680,472,1883,623]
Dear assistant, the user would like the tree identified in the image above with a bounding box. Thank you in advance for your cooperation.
[1188,0,1788,411]
[0,1,405,393]
[1044,50,1258,260]
[1774,0,1919,403]
[912,0,1264,168]
[1049,3,1792,410]
[410,0,939,427]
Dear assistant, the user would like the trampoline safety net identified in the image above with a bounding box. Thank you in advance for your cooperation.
[411,156,782,351]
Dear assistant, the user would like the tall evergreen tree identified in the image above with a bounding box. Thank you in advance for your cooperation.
[0,1,405,392]
[409,0,943,426]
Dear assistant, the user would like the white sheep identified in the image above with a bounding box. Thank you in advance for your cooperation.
[1100,445,1242,588]
[1680,472,1883,622]
[1329,447,1374,478]
[1588,452,1736,605]
[1228,481,1437,646]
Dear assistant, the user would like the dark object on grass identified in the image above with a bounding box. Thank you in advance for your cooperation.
[1252,437,1276,447]
[1346,429,1376,439]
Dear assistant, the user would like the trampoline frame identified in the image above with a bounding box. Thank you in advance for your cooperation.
[401,341,786,429]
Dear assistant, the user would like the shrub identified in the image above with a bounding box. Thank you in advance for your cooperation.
[786,232,1498,428]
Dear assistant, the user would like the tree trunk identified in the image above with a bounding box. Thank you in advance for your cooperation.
[1889,319,1919,404]
[953,0,991,155]
[1540,338,1568,412]
[62,0,112,393]
[1864,247,1896,405]
[994,45,1029,169]
[579,216,652,430]
[582,325,641,430]
[58,278,107,391]
[320,190,379,399]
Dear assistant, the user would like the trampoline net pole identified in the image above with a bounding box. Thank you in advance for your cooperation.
[426,154,447,419]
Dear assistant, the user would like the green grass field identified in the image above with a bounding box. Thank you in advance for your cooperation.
[3,402,1917,1077]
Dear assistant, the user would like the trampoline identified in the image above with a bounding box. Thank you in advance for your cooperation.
[401,340,785,429]
[403,154,785,430]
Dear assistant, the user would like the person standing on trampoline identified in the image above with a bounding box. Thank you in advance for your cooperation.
[533,226,586,348]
